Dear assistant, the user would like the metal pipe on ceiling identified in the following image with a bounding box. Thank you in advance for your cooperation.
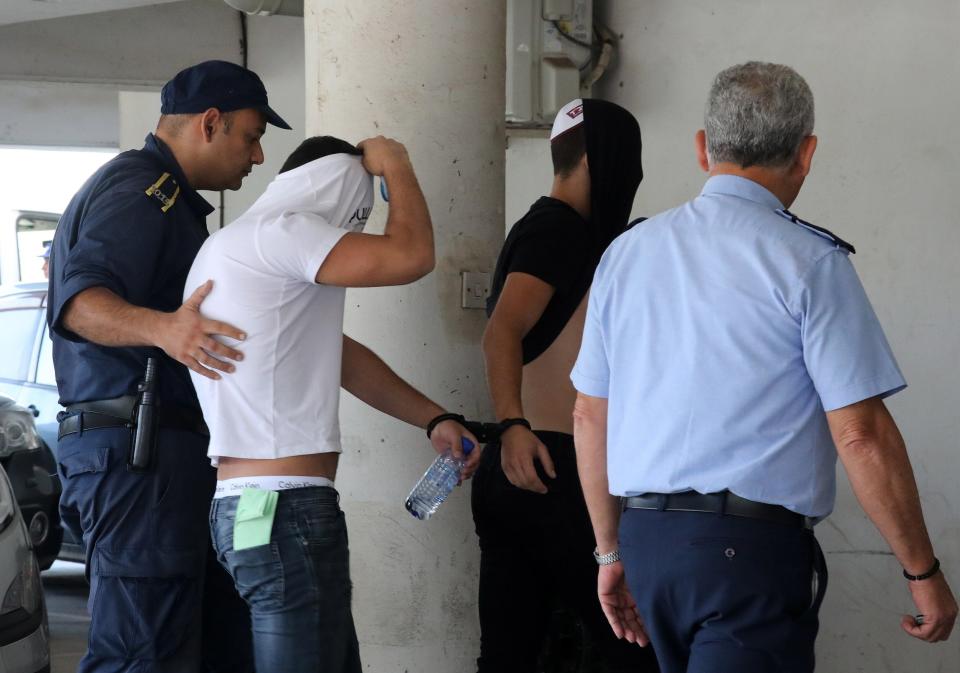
[222,0,303,17]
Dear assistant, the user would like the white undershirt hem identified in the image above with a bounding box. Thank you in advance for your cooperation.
[213,475,336,499]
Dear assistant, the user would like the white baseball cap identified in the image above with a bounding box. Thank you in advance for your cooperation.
[550,98,585,141]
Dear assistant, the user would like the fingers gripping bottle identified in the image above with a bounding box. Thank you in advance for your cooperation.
[405,438,475,520]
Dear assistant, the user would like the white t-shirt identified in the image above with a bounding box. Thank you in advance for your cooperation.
[185,153,373,464]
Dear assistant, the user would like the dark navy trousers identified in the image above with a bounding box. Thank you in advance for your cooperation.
[619,508,827,673]
[57,425,253,673]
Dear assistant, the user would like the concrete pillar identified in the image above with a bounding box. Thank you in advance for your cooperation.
[305,2,505,670]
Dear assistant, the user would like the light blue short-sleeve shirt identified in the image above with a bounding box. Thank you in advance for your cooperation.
[571,175,905,518]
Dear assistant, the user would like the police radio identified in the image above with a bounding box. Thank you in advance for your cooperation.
[128,356,158,472]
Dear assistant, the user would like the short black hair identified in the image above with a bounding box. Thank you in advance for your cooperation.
[280,136,361,174]
[550,125,586,177]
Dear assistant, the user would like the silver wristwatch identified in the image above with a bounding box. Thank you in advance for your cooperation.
[593,547,621,565]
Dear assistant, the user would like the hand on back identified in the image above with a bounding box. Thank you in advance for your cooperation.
[159,280,246,380]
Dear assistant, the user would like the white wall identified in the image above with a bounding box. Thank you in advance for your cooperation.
[505,130,552,231]
[594,1,960,670]
[226,14,307,224]
[0,1,238,87]
[0,81,118,148]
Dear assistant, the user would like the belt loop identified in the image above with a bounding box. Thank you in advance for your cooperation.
[718,490,728,517]
[78,411,84,437]
[656,494,667,511]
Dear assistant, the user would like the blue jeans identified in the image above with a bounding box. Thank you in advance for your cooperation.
[210,487,361,673]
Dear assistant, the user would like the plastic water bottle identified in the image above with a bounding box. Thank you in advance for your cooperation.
[405,438,475,520]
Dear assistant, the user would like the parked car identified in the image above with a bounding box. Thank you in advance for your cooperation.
[0,211,59,288]
[0,399,62,572]
[0,462,50,673]
[0,283,77,566]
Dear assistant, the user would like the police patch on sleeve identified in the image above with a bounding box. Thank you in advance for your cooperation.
[776,209,855,254]
[145,172,181,213]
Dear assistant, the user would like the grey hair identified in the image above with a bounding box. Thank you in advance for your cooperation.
[704,62,814,168]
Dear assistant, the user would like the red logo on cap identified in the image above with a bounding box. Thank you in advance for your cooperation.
[566,104,584,119]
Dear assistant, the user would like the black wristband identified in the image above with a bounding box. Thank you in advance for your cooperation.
[903,557,940,581]
[426,413,466,439]
[498,417,532,434]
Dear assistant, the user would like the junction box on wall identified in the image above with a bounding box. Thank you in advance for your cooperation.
[507,0,595,127]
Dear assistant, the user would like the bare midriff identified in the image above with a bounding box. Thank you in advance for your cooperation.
[216,452,340,481]
[519,294,588,435]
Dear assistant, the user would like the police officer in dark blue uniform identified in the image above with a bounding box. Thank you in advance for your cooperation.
[47,60,291,673]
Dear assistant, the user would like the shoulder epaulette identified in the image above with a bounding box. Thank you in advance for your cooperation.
[144,172,181,213]
[776,209,855,254]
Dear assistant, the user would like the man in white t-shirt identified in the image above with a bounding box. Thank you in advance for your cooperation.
[185,135,478,673]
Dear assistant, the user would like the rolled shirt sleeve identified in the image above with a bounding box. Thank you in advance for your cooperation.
[797,249,906,411]
[50,190,166,342]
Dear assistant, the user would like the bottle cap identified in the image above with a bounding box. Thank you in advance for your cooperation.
[461,437,475,455]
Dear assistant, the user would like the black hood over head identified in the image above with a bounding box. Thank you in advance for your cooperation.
[484,99,643,365]
[582,99,643,256]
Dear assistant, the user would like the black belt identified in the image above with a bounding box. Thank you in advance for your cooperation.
[58,396,208,440]
[623,491,812,529]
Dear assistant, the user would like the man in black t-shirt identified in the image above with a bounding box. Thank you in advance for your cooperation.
[472,100,657,672]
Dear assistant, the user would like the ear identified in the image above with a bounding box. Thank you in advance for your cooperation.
[794,135,817,178]
[695,130,710,172]
[199,108,222,142]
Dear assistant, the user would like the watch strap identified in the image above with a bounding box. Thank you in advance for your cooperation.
[593,547,621,565]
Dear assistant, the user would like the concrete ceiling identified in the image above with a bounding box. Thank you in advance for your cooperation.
[0,0,190,26]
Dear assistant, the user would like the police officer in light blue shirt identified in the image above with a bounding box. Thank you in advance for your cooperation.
[571,62,957,673]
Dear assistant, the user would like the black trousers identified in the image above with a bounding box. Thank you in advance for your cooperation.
[471,431,659,673]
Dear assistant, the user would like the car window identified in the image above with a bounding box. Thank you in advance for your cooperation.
[35,324,56,387]
[0,308,41,381]
[16,213,59,283]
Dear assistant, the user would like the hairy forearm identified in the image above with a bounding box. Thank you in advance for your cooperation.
[573,394,620,552]
[382,158,434,271]
[341,335,443,428]
[61,286,164,348]
[832,401,936,574]
[482,323,525,421]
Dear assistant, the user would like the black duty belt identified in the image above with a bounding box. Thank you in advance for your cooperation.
[623,491,812,529]
[58,395,208,440]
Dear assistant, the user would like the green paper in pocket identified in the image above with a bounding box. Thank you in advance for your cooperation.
[233,488,278,551]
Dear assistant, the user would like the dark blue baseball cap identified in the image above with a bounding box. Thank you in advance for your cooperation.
[160,60,291,130]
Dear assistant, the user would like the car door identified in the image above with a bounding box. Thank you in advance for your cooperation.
[0,293,43,405]
[26,315,64,456]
